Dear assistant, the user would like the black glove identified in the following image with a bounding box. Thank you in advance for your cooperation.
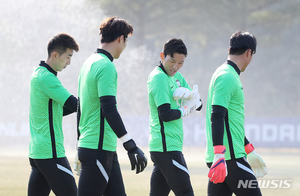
[123,139,147,174]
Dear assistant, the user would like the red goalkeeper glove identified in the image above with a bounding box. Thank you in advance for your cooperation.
[208,145,227,183]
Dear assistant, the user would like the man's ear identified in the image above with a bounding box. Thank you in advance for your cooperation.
[160,52,165,61]
[51,51,59,60]
[118,35,125,43]
[246,49,252,57]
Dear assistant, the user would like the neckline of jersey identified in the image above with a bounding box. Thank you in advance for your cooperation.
[226,60,240,75]
[39,61,57,76]
[96,48,114,62]
[158,62,168,75]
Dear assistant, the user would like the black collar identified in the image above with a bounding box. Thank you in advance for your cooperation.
[39,61,57,76]
[226,60,240,75]
[96,48,114,62]
[158,62,168,75]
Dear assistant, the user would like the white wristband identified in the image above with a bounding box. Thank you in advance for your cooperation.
[120,133,132,143]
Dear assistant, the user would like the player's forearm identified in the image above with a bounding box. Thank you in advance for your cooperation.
[63,95,78,116]
[211,105,227,146]
[157,103,181,122]
[100,96,127,137]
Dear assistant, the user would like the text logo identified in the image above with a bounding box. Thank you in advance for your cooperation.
[237,179,292,189]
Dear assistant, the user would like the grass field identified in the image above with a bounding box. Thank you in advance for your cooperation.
[0,147,299,196]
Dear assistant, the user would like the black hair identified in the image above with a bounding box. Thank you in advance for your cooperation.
[163,38,187,58]
[47,33,79,58]
[99,17,134,43]
[229,31,257,55]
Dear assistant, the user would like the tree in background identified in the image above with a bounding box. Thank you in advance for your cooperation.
[91,0,300,117]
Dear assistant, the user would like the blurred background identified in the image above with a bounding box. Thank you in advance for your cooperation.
[0,0,299,150]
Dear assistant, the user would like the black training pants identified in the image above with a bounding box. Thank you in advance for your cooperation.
[28,157,77,196]
[77,148,126,196]
[150,151,194,196]
[207,157,262,196]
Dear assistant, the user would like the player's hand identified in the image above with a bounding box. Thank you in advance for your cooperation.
[179,98,202,117]
[245,143,267,178]
[123,139,147,174]
[73,152,81,176]
[247,151,267,178]
[179,85,202,117]
[208,145,227,184]
[173,87,194,100]
[191,85,202,109]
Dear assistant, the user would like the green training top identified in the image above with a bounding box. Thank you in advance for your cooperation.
[147,66,191,152]
[29,62,71,159]
[205,61,246,162]
[78,50,118,151]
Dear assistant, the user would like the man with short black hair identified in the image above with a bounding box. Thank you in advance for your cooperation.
[28,33,79,196]
[147,38,202,196]
[206,31,267,196]
[76,16,147,196]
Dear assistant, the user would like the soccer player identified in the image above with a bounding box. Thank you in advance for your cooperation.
[75,16,147,196]
[147,38,202,196]
[205,31,268,196]
[28,33,79,196]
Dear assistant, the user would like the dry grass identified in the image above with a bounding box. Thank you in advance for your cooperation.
[0,147,299,196]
